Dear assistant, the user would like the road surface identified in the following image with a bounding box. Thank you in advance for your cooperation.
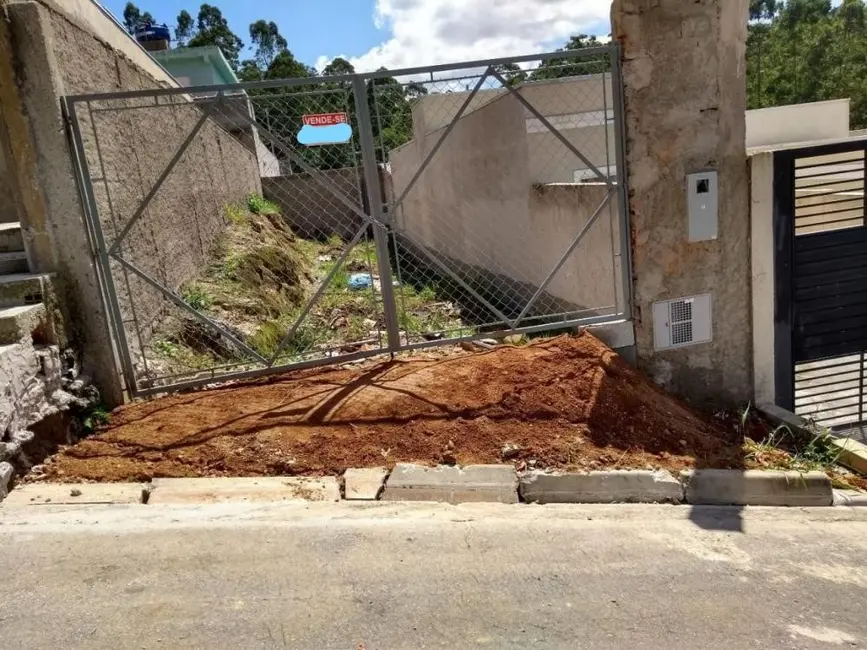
[1,501,866,649]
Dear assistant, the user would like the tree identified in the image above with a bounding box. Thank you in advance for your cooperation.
[530,35,607,80]
[493,62,526,87]
[249,20,288,70]
[122,2,141,32]
[322,57,355,77]
[122,2,153,33]
[188,4,244,70]
[175,9,194,46]
[747,0,867,128]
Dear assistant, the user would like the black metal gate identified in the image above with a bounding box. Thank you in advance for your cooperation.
[774,139,867,432]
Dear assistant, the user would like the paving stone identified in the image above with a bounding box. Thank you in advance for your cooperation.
[344,468,387,500]
[1,482,147,506]
[519,470,683,504]
[147,477,340,504]
[681,469,833,506]
[381,464,518,504]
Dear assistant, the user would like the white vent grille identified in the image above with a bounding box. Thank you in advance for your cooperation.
[652,294,712,351]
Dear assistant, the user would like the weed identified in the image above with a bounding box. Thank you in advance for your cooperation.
[153,338,181,358]
[181,284,213,312]
[250,318,320,358]
[225,203,246,225]
[247,194,281,216]
[82,405,110,433]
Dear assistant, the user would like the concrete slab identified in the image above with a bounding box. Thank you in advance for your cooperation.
[344,468,387,500]
[382,464,518,504]
[2,482,147,506]
[681,469,833,506]
[831,437,867,475]
[148,477,340,504]
[519,470,683,504]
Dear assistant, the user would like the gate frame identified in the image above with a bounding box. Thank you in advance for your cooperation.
[772,138,867,424]
[64,45,633,397]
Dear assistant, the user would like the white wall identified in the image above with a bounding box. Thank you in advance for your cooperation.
[746,99,850,148]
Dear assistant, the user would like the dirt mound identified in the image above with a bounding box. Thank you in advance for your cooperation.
[40,333,746,482]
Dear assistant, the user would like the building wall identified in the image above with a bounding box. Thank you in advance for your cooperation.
[746,99,850,149]
[612,0,752,406]
[1,0,261,402]
[390,90,619,315]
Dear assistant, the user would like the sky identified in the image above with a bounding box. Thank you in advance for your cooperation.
[101,0,613,73]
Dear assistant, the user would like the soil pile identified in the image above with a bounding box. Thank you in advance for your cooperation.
[40,333,746,482]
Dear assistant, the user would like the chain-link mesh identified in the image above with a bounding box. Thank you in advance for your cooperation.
[68,46,627,395]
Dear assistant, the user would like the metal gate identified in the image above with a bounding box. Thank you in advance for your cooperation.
[65,46,631,396]
[774,139,867,433]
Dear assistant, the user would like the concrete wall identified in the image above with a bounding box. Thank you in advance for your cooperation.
[612,0,752,405]
[263,168,365,240]
[0,0,261,402]
[411,77,618,185]
[746,99,850,149]
[390,89,619,316]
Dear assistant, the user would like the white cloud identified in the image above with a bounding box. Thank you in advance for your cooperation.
[316,0,612,74]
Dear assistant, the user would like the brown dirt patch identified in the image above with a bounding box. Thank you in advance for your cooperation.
[41,333,750,483]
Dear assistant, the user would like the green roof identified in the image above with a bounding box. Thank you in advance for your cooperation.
[151,46,239,85]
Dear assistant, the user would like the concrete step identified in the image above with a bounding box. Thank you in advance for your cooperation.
[0,223,24,254]
[0,304,46,345]
[0,273,50,307]
[0,252,28,275]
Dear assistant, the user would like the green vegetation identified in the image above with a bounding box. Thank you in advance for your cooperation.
[246,193,281,216]
[181,283,213,312]
[82,404,111,433]
[748,0,867,129]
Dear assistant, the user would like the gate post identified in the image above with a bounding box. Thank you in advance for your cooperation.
[352,76,402,353]
[611,0,752,406]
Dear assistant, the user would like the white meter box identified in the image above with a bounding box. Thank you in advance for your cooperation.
[687,171,718,242]
[652,294,713,351]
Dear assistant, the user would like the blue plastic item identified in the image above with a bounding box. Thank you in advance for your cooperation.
[348,273,373,290]
[134,23,171,43]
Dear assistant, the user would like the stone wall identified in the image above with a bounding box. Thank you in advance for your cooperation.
[1,0,262,402]
[611,0,752,405]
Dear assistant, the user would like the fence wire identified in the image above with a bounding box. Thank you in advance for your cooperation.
[66,46,629,396]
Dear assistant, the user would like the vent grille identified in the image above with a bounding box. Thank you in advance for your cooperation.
[795,150,865,236]
[652,294,712,351]
[671,321,693,346]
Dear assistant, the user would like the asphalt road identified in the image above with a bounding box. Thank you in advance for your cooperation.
[1,501,866,649]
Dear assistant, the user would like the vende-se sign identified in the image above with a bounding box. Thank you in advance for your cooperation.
[302,113,348,126]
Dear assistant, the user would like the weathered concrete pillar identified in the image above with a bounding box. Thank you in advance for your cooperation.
[0,1,123,405]
[611,0,752,406]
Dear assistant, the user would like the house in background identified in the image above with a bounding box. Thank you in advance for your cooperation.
[148,45,282,177]
[150,45,239,89]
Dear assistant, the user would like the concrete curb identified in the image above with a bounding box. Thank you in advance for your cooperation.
[833,489,867,507]
[830,438,867,476]
[147,477,341,504]
[519,470,683,504]
[382,464,518,504]
[1,482,148,506]
[681,469,833,506]
[344,468,388,500]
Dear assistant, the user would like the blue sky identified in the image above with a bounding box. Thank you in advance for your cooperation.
[100,0,613,73]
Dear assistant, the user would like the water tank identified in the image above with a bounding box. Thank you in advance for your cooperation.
[134,23,171,51]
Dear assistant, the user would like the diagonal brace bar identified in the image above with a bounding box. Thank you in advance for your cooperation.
[109,92,225,255]
[268,222,372,365]
[490,70,614,189]
[512,190,614,328]
[110,252,268,365]
[389,68,493,215]
[396,229,515,327]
